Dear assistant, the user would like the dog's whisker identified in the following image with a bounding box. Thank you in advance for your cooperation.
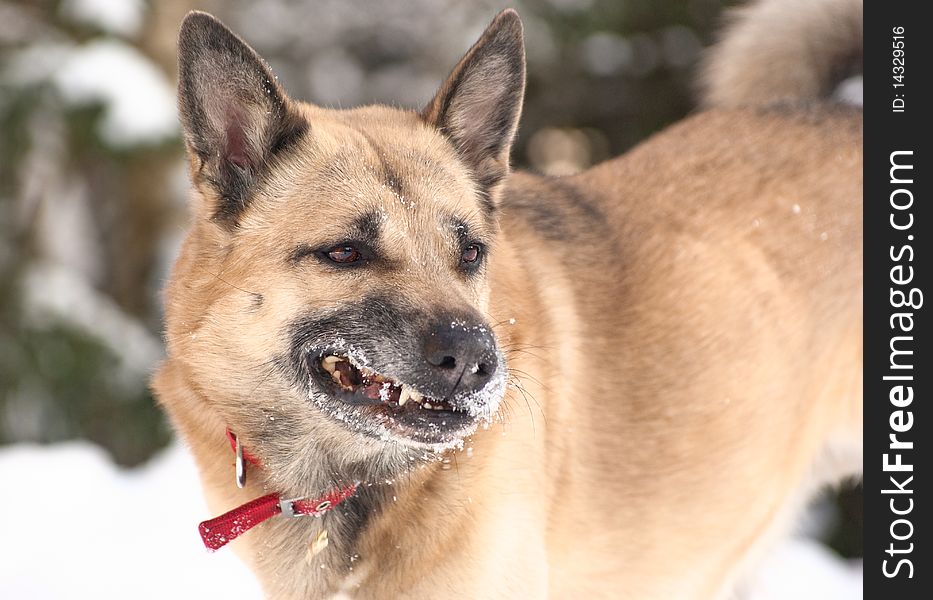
[207,270,260,297]
[500,342,556,357]
[507,373,547,427]
[247,359,280,398]
[510,382,538,436]
[500,343,555,364]
[496,400,514,431]
[502,348,552,369]
[451,450,461,483]
[507,367,549,390]
[487,316,523,329]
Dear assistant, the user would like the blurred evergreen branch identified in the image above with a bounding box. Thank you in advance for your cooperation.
[1,0,179,466]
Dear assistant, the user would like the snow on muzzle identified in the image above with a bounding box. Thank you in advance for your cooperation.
[310,350,506,426]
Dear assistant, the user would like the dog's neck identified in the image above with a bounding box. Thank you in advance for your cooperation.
[170,362,544,597]
[170,383,467,592]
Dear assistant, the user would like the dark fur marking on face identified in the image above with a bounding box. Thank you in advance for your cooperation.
[287,211,384,266]
[286,294,424,390]
[286,294,497,407]
[381,161,405,197]
[288,243,316,265]
[450,217,471,248]
[352,129,407,197]
[351,211,383,245]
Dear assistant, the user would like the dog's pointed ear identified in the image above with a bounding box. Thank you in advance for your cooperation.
[177,11,308,225]
[422,9,526,208]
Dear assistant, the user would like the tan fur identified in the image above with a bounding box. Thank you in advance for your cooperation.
[701,0,862,107]
[154,6,862,599]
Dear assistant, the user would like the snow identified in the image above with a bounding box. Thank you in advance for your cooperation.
[739,539,862,600]
[0,442,263,599]
[834,75,863,107]
[0,441,861,598]
[51,39,178,147]
[60,0,145,37]
[3,6,177,148]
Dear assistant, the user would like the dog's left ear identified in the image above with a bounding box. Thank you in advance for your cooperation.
[177,11,308,225]
[423,9,526,207]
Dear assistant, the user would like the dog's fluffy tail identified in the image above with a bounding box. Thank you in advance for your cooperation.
[699,0,863,107]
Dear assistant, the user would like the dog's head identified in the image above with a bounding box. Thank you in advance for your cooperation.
[164,10,525,475]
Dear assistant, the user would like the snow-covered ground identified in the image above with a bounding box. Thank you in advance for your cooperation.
[0,441,861,598]
[0,442,263,598]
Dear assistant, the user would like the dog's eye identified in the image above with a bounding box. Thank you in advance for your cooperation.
[327,245,362,264]
[460,244,482,268]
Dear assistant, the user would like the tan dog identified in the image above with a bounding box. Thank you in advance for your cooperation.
[153,1,863,598]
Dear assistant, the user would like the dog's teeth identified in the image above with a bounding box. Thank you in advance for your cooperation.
[410,390,423,403]
[422,402,432,410]
[321,356,340,373]
[398,387,411,406]
[330,369,343,384]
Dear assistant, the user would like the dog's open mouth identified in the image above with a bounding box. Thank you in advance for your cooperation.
[306,352,478,444]
[322,355,454,411]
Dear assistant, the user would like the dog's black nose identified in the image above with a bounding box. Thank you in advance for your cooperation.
[422,317,498,395]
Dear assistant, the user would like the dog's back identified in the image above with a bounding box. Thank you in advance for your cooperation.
[491,1,862,596]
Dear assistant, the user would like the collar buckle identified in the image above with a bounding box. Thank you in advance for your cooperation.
[279,497,310,518]
[279,497,335,518]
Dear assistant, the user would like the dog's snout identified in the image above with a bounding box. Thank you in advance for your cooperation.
[423,318,498,394]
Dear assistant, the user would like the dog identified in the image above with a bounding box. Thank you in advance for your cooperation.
[153,0,863,597]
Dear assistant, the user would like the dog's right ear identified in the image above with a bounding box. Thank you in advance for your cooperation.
[177,12,307,225]
[422,9,526,211]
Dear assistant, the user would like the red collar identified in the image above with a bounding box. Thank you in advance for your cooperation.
[198,429,359,551]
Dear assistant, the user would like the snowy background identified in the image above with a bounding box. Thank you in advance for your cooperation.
[0,0,861,597]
